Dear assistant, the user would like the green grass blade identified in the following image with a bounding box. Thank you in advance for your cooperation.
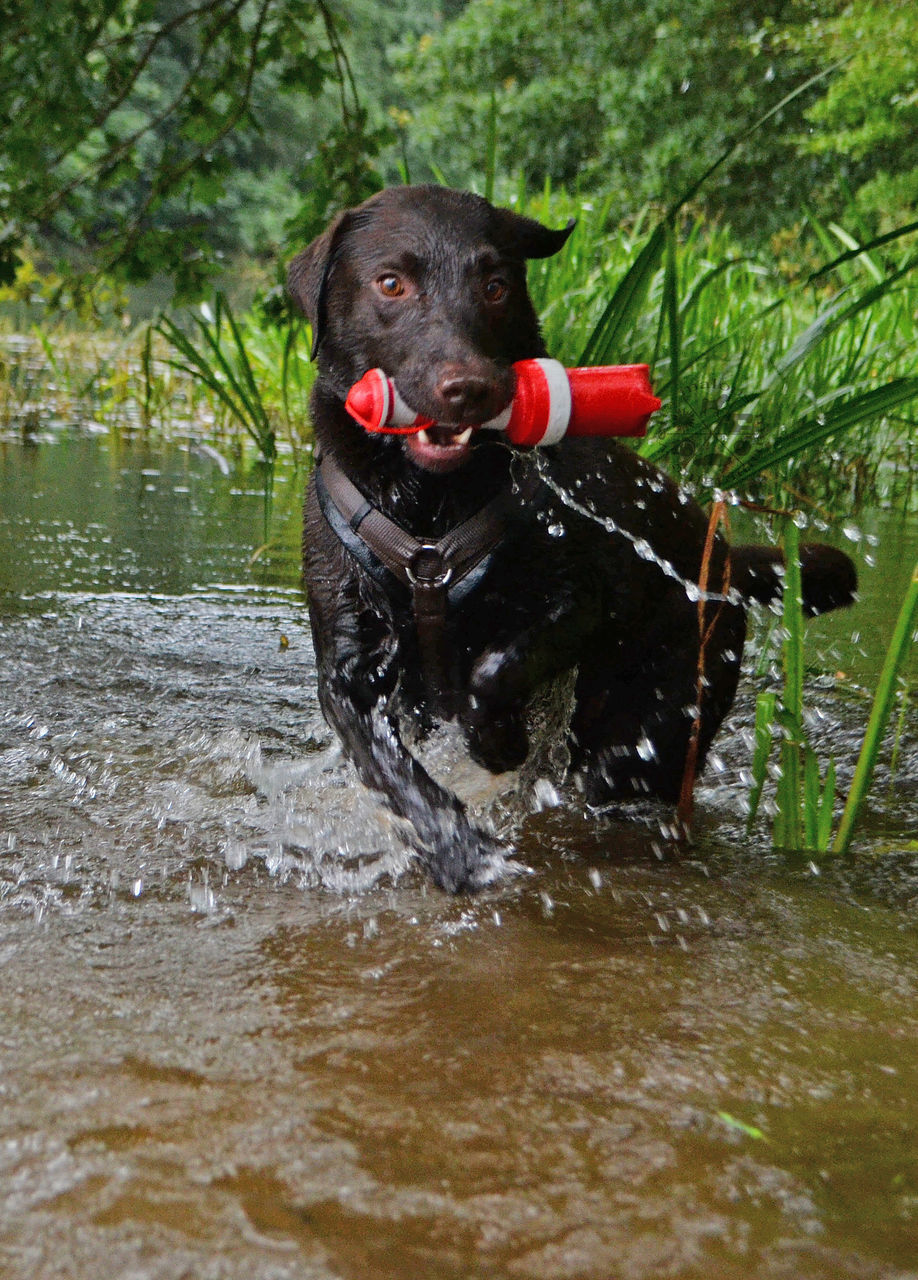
[746,689,777,834]
[889,678,911,782]
[774,256,918,378]
[663,220,681,425]
[156,315,238,404]
[827,223,883,284]
[806,217,918,284]
[578,220,667,365]
[778,520,804,848]
[817,757,836,852]
[803,746,820,850]
[833,562,918,854]
[725,377,918,489]
[221,294,275,458]
[158,302,275,461]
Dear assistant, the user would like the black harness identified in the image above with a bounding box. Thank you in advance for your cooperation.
[315,451,540,710]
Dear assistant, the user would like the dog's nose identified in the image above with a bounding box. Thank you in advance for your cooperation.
[436,371,494,420]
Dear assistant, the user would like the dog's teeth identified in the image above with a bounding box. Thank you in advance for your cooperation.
[417,429,431,445]
[456,427,473,445]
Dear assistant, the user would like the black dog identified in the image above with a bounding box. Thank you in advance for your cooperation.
[287,185,856,891]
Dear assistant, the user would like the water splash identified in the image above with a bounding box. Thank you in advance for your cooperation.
[531,454,743,606]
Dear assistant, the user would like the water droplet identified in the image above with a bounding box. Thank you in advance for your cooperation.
[547,522,565,538]
[224,840,248,871]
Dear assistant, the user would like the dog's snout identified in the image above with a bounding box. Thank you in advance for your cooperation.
[435,366,506,422]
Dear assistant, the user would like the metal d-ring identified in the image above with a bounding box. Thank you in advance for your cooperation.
[406,544,453,587]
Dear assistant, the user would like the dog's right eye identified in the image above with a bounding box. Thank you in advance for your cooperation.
[376,275,406,298]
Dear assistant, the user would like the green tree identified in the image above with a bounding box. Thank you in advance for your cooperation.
[0,0,375,296]
[389,0,837,236]
[792,0,918,230]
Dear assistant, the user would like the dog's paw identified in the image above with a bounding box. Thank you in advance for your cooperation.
[424,820,512,894]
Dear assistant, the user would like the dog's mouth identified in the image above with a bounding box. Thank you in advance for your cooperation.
[404,423,476,473]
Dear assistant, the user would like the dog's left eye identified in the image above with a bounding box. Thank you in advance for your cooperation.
[376,275,406,298]
[483,277,509,304]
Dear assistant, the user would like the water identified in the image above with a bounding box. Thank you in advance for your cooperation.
[1,432,918,1278]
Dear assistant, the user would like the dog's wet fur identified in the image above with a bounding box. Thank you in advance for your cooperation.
[288,185,856,891]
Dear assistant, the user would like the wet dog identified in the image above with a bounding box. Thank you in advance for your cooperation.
[287,185,856,891]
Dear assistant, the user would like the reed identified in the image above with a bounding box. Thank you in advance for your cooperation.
[747,518,839,853]
[744,522,916,856]
[524,199,918,510]
[832,562,918,854]
[155,293,279,466]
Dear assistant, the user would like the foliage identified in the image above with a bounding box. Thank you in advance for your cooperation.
[745,521,917,857]
[5,0,917,300]
[155,292,314,462]
[389,0,840,237]
[0,0,377,297]
[786,0,918,231]
[519,191,918,509]
[746,518,838,851]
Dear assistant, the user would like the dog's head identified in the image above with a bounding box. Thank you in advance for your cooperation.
[288,185,573,473]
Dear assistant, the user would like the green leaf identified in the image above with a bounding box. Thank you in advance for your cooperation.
[717,1111,767,1141]
[725,378,918,490]
[578,221,667,366]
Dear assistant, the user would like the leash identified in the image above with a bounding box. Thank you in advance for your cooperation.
[314,451,540,712]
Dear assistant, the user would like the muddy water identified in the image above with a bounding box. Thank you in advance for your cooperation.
[1,433,917,1279]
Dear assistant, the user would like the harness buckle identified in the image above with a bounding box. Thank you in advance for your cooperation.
[406,544,453,588]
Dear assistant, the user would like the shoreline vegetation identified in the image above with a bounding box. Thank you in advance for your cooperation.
[2,198,915,514]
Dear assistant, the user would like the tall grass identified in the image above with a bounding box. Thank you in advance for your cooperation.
[745,515,917,856]
[521,196,918,509]
[155,293,315,467]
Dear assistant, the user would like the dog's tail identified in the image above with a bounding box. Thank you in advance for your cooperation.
[732,542,857,616]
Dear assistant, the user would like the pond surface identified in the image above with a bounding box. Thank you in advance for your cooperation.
[1,432,917,1279]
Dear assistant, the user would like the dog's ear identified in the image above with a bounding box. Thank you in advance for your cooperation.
[287,210,353,359]
[491,209,576,261]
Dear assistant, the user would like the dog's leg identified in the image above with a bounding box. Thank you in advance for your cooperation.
[309,584,506,893]
[461,594,598,773]
[568,601,747,803]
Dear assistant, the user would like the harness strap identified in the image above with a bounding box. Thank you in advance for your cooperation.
[315,451,539,712]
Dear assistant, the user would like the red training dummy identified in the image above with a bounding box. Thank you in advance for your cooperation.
[344,358,661,446]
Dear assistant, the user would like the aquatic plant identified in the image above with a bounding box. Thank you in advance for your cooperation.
[832,561,918,854]
[745,517,916,856]
[526,199,918,511]
[154,292,316,462]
